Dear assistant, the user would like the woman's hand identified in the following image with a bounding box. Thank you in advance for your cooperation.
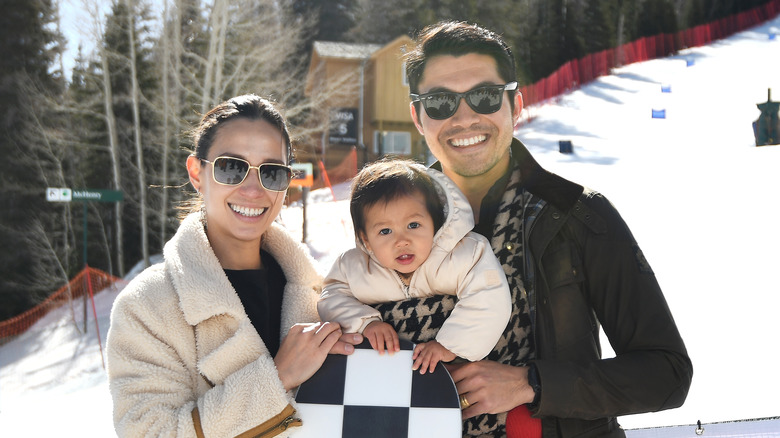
[330,332,363,355]
[274,322,344,391]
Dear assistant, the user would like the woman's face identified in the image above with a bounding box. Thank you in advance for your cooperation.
[187,118,288,265]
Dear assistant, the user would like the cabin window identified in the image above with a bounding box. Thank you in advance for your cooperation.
[374,131,411,155]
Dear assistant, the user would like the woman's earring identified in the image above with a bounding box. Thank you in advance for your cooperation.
[199,202,207,229]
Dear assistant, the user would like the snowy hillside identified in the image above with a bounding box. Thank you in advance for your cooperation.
[2,14,779,437]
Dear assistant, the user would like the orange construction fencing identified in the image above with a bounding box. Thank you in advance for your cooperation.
[0,266,120,343]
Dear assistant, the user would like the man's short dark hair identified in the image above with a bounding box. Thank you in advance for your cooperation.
[405,21,518,116]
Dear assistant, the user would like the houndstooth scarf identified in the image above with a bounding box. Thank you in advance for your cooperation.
[372,167,543,437]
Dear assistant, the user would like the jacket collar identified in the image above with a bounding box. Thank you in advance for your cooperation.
[429,139,585,214]
[511,138,584,212]
[163,213,320,327]
[165,214,243,326]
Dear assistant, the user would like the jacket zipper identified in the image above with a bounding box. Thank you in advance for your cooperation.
[255,414,301,437]
[241,404,301,438]
[395,271,411,298]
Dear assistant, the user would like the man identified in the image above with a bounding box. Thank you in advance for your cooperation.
[403,21,693,437]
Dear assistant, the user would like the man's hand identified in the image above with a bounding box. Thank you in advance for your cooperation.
[412,340,456,374]
[444,361,535,419]
[363,321,400,355]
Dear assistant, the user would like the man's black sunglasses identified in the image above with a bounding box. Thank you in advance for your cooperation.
[410,82,518,120]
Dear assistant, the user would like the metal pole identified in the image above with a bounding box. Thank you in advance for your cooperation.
[83,202,88,267]
[359,60,366,164]
[82,202,88,333]
[301,186,309,243]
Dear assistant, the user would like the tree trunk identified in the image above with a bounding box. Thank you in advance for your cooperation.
[616,0,626,67]
[160,0,171,246]
[100,33,125,276]
[126,0,150,268]
[201,0,226,111]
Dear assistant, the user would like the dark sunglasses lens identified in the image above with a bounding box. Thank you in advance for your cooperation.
[423,93,459,120]
[214,157,248,185]
[466,87,503,114]
[259,165,292,191]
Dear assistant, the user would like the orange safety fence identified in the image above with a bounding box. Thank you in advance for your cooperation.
[0,266,120,342]
[519,0,780,112]
[318,146,358,199]
[321,147,358,188]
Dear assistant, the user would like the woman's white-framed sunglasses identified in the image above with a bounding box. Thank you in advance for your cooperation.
[201,156,293,192]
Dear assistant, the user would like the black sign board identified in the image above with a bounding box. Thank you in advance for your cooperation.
[329,108,358,145]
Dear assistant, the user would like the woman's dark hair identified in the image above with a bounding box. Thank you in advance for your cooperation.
[181,94,292,218]
[350,159,445,242]
[190,94,292,163]
[405,21,518,117]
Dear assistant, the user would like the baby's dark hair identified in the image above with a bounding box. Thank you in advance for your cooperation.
[350,159,445,240]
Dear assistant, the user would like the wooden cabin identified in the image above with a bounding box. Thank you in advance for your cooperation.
[301,36,430,186]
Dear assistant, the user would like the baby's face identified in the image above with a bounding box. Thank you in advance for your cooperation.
[360,191,436,280]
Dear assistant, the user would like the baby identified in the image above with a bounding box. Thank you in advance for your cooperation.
[318,159,511,373]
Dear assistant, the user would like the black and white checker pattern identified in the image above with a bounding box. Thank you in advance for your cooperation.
[294,339,462,437]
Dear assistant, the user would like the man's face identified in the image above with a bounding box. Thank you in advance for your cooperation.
[411,53,521,181]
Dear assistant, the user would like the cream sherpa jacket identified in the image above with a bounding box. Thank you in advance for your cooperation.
[318,167,511,361]
[106,213,321,437]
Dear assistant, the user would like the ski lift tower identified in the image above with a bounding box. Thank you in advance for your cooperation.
[754,88,780,146]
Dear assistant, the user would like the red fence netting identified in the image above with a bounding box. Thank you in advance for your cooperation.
[519,0,780,113]
[0,266,120,343]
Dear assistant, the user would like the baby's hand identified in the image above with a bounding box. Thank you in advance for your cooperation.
[363,321,400,355]
[412,341,456,374]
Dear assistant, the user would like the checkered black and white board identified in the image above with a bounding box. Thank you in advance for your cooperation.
[294,339,462,437]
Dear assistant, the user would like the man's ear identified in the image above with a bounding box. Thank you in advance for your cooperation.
[410,102,425,135]
[512,91,524,126]
[186,155,204,192]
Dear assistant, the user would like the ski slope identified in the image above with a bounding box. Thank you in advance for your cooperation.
[2,14,780,437]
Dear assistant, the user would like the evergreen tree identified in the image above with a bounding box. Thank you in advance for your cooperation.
[294,0,358,51]
[684,0,709,27]
[636,0,678,38]
[527,0,569,81]
[348,0,426,44]
[0,0,65,320]
[584,0,618,54]
[76,0,160,274]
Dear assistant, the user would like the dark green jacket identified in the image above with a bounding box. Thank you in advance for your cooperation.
[512,139,693,437]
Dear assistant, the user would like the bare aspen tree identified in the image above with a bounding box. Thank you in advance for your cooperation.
[159,0,172,245]
[163,0,358,147]
[200,0,226,111]
[15,79,74,293]
[126,0,150,268]
[90,0,127,276]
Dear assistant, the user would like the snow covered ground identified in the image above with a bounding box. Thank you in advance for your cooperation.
[2,14,780,437]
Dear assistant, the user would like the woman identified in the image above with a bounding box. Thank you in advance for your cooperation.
[106,94,360,437]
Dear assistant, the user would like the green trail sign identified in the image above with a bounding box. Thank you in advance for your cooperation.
[72,189,124,202]
[46,187,124,269]
[46,188,124,203]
